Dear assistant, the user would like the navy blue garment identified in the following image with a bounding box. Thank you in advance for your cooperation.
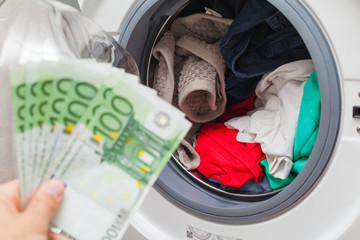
[220,0,311,104]
[206,0,247,19]
[207,176,273,194]
[178,0,246,19]
[225,72,261,105]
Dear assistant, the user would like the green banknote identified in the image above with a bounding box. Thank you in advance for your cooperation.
[50,70,191,240]
[23,64,39,200]
[11,60,190,239]
[42,60,112,180]
[20,62,57,199]
[38,63,76,183]
[29,62,56,195]
[48,67,157,177]
[10,64,27,206]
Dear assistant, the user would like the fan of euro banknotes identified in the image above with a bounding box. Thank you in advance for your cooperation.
[10,59,191,240]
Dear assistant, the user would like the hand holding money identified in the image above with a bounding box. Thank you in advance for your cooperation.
[10,59,191,240]
[0,178,67,240]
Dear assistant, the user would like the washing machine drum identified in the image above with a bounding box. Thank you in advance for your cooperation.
[119,0,341,222]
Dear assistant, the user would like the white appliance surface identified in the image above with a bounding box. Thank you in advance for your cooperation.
[78,0,360,239]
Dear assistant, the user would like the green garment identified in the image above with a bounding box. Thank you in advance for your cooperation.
[260,72,320,189]
[292,71,320,174]
[260,159,295,190]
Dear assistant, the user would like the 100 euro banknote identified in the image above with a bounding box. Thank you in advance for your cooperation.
[10,65,27,205]
[11,60,191,239]
[50,67,191,240]
[39,61,112,182]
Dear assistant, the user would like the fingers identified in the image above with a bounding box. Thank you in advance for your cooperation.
[48,231,70,240]
[24,178,65,230]
[0,179,21,212]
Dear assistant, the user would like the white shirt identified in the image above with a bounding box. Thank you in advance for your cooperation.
[225,60,315,179]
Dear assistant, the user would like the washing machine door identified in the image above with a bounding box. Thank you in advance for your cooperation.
[80,0,360,239]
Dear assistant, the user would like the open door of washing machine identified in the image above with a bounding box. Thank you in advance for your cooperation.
[80,0,360,239]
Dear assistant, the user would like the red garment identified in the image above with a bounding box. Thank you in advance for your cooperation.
[196,123,265,188]
[191,170,208,182]
[217,94,256,123]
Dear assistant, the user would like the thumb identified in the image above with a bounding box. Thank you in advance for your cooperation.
[25,178,65,229]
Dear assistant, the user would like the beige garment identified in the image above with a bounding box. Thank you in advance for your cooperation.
[176,35,227,122]
[151,32,201,170]
[170,14,232,121]
[172,122,202,170]
[170,13,233,43]
[152,32,176,104]
[153,33,228,123]
[151,14,232,170]
[178,56,218,121]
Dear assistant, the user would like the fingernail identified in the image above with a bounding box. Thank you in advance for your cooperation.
[45,179,65,201]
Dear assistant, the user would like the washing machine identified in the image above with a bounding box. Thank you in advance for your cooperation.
[74,0,360,239]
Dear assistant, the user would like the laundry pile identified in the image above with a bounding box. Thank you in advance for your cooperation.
[151,0,321,193]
